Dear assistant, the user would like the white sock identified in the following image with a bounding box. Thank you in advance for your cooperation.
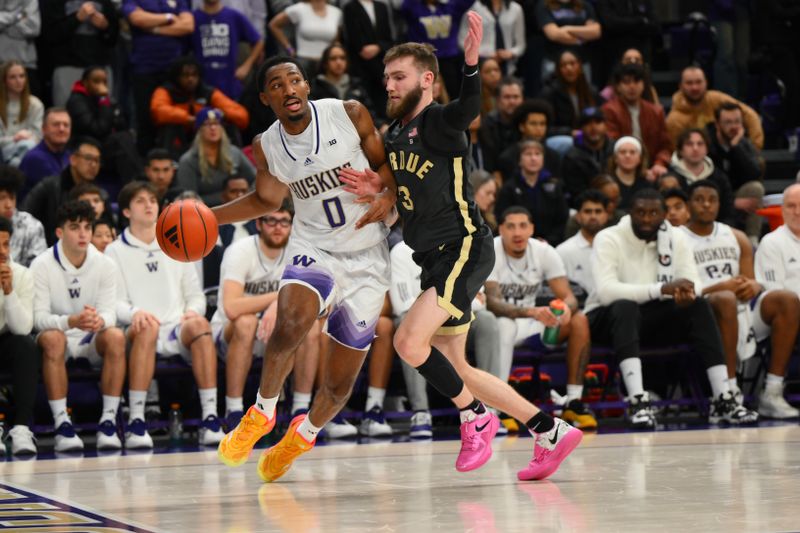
[129,390,147,422]
[255,390,278,420]
[459,402,488,424]
[727,378,741,394]
[225,396,244,416]
[765,373,784,394]
[49,398,69,427]
[619,358,644,397]
[706,365,730,398]
[292,392,312,414]
[295,416,321,442]
[366,387,386,411]
[566,384,584,402]
[100,395,121,424]
[198,388,217,420]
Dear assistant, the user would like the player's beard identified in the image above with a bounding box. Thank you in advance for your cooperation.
[261,232,289,249]
[582,219,604,236]
[387,84,423,120]
[632,222,660,242]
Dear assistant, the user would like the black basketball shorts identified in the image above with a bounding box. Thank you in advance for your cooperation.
[413,226,495,335]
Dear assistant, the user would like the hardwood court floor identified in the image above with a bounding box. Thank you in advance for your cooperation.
[1,425,798,532]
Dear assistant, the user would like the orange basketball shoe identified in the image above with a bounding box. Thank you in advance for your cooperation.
[217,405,275,467]
[258,414,315,482]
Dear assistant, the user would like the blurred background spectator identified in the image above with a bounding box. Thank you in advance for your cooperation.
[268,0,342,76]
[537,0,601,81]
[41,0,118,107]
[461,0,526,76]
[312,44,380,120]
[539,50,601,141]
[343,0,393,119]
[123,0,195,155]
[0,1,41,96]
[150,56,249,160]
[18,108,71,199]
[0,61,43,167]
[176,108,255,206]
[66,66,141,187]
[192,0,264,100]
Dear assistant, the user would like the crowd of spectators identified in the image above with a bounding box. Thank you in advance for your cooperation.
[2,0,800,455]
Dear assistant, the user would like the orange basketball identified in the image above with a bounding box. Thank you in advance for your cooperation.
[156,200,219,262]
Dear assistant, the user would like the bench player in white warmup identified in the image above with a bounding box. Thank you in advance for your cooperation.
[485,206,594,429]
[31,200,126,452]
[211,199,322,428]
[106,182,224,448]
[683,181,799,418]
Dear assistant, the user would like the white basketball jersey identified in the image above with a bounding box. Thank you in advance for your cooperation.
[261,99,389,252]
[682,223,740,290]
[212,235,288,324]
[487,237,566,308]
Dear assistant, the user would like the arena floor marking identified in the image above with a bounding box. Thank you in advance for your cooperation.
[0,482,159,532]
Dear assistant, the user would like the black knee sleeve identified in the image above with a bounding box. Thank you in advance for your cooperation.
[415,347,464,399]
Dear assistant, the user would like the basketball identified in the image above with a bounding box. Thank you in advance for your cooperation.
[156,200,219,262]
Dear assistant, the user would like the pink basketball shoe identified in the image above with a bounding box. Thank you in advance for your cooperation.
[456,412,499,472]
[517,418,582,481]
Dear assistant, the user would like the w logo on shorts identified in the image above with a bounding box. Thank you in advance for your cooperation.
[292,255,316,267]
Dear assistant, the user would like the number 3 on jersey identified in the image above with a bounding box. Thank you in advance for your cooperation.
[323,197,346,228]
[398,186,414,211]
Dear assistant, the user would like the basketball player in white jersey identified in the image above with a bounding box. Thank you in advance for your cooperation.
[684,181,800,419]
[30,200,126,452]
[485,207,595,429]
[557,190,610,302]
[106,182,224,448]
[211,200,321,428]
[757,183,800,296]
[212,55,400,482]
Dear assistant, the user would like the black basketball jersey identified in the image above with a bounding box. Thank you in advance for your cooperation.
[385,104,485,252]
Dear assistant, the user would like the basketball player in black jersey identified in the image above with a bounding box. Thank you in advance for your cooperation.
[341,11,581,480]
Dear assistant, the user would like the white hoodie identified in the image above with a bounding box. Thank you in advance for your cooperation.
[669,152,715,184]
[584,215,701,314]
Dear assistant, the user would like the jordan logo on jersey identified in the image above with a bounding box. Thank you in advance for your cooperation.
[293,255,316,267]
[146,262,158,272]
[288,162,351,200]
[68,288,81,299]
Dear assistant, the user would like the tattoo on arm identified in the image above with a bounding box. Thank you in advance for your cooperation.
[485,282,526,319]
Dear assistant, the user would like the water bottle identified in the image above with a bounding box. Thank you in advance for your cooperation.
[168,403,183,444]
[542,299,567,346]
